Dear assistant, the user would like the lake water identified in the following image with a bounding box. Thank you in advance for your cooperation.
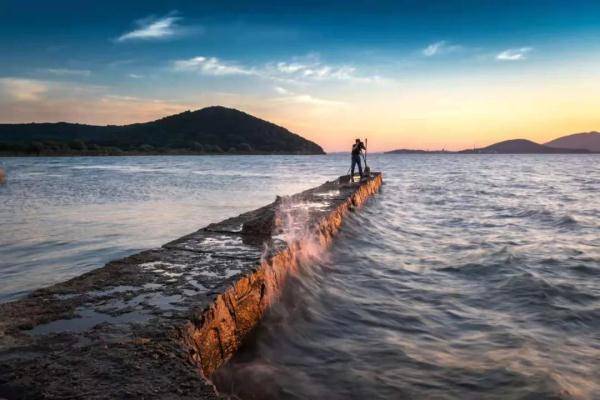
[0,155,344,302]
[1,154,599,399]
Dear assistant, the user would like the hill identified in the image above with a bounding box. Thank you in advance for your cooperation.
[0,106,325,155]
[459,139,589,154]
[544,131,600,152]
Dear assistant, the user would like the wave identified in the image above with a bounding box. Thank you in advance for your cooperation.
[498,207,580,228]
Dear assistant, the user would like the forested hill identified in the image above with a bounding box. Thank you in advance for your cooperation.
[0,106,325,155]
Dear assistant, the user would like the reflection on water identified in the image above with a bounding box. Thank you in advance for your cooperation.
[213,154,600,400]
[0,155,340,302]
[1,154,599,399]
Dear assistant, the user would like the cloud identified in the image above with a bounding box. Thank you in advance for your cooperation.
[271,61,380,83]
[274,86,290,95]
[0,80,193,124]
[282,94,345,106]
[172,54,383,84]
[271,86,344,107]
[496,47,532,61]
[422,41,462,57]
[128,73,144,79]
[43,68,92,77]
[423,41,446,56]
[117,12,186,42]
[172,56,255,76]
[0,78,48,101]
[0,76,108,105]
[275,62,306,74]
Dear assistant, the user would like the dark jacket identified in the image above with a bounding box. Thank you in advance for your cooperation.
[351,142,365,156]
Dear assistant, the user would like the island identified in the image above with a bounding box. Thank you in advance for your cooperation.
[544,131,600,153]
[0,106,325,156]
[386,133,600,154]
[458,139,590,154]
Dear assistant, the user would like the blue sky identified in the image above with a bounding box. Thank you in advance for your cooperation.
[2,0,600,150]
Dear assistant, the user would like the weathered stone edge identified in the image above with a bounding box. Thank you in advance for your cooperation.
[179,173,383,377]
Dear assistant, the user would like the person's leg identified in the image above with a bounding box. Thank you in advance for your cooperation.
[351,156,357,176]
[357,156,363,177]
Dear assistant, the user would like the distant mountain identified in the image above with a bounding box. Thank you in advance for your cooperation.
[0,106,325,155]
[544,131,600,152]
[459,139,589,154]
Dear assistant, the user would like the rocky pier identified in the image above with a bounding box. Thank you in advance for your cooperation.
[0,172,382,399]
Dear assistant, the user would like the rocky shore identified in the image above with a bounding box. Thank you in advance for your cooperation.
[0,173,382,399]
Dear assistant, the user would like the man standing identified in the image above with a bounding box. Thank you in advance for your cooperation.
[351,138,366,178]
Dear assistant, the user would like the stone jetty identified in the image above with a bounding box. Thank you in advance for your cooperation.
[0,173,382,399]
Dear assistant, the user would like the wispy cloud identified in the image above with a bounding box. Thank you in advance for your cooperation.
[0,78,48,101]
[117,11,188,42]
[274,86,291,95]
[0,77,107,103]
[128,73,144,79]
[270,60,381,83]
[172,56,255,76]
[0,77,192,124]
[172,55,383,84]
[271,86,344,106]
[279,94,345,106]
[274,63,306,74]
[43,68,91,77]
[496,47,532,61]
[423,41,446,56]
[422,41,462,57]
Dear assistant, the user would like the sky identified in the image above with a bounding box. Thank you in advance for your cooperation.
[1,0,600,152]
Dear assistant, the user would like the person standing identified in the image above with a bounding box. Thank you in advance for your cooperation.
[351,138,366,178]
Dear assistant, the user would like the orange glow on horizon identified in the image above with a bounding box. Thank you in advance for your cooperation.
[2,65,600,153]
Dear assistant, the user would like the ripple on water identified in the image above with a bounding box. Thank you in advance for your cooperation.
[213,155,600,400]
[2,154,599,399]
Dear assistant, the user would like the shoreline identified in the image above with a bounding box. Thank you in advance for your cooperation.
[0,151,326,157]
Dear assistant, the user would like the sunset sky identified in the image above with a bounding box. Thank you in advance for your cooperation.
[1,1,600,151]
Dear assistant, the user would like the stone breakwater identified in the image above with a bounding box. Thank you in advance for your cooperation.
[0,173,382,399]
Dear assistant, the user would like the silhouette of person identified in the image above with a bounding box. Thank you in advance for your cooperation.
[351,138,365,178]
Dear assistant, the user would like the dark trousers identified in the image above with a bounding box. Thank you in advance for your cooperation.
[351,154,363,177]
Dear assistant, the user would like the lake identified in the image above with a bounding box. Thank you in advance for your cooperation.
[1,154,599,399]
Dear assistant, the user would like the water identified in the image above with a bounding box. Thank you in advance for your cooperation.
[0,155,340,302]
[1,154,599,399]
[212,155,600,400]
